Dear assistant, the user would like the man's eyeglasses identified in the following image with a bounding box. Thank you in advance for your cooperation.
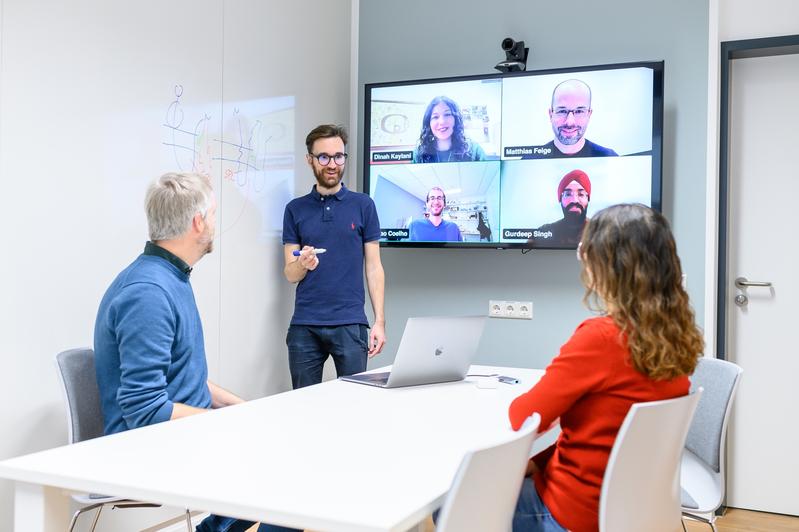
[310,152,348,166]
[552,107,590,120]
[562,189,589,200]
[427,195,445,202]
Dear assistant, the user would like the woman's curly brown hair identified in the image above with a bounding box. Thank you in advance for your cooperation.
[579,204,703,380]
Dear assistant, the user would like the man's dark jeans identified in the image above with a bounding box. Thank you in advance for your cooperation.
[286,324,369,389]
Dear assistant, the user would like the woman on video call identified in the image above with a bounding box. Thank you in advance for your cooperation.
[412,96,485,163]
[507,204,703,532]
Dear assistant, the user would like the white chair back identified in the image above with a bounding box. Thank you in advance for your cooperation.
[599,391,702,532]
[436,414,541,532]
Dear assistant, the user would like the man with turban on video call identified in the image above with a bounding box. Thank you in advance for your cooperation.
[533,169,592,247]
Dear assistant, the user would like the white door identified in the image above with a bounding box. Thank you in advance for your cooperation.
[726,52,799,515]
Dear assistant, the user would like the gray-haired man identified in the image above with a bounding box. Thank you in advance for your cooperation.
[94,172,293,532]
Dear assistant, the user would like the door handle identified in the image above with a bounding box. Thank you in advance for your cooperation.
[734,277,772,289]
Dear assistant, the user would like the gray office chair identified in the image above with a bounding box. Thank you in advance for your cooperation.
[435,414,541,532]
[681,358,743,531]
[55,347,192,532]
[599,390,702,532]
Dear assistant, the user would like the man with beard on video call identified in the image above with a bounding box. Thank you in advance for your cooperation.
[408,186,463,242]
[534,169,591,247]
[524,79,617,159]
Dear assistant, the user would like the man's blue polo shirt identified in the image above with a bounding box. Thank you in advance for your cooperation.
[282,184,381,326]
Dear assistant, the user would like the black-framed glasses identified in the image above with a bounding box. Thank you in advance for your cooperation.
[552,107,590,120]
[311,152,348,166]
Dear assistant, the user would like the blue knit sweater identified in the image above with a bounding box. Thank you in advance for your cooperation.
[94,248,211,435]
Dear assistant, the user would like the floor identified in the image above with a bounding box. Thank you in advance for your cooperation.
[246,507,798,531]
[684,508,799,531]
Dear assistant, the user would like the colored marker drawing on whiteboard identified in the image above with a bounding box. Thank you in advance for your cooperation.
[216,107,268,192]
[162,85,213,176]
[161,85,295,238]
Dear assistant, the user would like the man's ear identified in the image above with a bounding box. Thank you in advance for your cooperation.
[192,212,205,233]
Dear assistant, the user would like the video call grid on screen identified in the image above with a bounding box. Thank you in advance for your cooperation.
[363,61,664,250]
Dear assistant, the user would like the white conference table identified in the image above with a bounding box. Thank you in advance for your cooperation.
[0,365,544,532]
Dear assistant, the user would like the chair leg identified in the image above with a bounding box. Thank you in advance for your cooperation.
[185,509,193,531]
[67,510,82,532]
[88,505,105,532]
[682,511,718,532]
[681,518,688,532]
[68,502,105,532]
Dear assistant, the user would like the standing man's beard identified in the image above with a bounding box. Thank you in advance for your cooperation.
[562,202,587,224]
[314,165,343,190]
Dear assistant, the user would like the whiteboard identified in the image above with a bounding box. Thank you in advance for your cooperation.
[0,0,354,528]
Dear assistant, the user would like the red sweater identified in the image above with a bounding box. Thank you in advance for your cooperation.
[508,317,689,532]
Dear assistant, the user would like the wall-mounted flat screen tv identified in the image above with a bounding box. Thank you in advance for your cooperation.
[363,60,663,249]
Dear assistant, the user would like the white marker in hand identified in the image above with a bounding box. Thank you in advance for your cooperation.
[292,248,327,257]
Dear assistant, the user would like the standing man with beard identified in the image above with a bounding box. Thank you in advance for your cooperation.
[282,124,386,389]
[527,79,617,159]
[408,186,463,242]
[535,169,592,247]
[95,172,288,532]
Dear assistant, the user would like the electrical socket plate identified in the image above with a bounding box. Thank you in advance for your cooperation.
[488,300,533,320]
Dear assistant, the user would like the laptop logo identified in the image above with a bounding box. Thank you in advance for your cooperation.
[434,346,444,357]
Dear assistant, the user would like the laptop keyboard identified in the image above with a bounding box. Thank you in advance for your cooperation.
[358,371,390,384]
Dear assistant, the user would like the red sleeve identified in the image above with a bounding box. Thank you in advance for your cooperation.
[508,318,617,430]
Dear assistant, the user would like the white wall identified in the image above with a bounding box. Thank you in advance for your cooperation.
[0,1,353,529]
[720,0,799,40]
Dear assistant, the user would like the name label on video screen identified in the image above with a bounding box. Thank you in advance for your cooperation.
[503,228,548,240]
[504,146,553,157]
[372,151,413,163]
[381,228,409,240]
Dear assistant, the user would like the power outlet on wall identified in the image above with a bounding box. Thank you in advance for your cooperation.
[489,300,504,317]
[516,302,533,319]
[488,300,533,320]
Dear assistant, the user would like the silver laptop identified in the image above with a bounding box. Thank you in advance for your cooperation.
[340,316,486,388]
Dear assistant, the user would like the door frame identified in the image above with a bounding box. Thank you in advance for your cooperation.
[716,34,799,359]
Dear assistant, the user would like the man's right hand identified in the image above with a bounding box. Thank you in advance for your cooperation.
[298,246,320,271]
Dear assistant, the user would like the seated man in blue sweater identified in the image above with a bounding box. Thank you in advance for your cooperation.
[94,172,293,532]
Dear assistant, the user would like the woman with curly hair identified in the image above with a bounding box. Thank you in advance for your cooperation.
[412,96,485,163]
[508,203,703,532]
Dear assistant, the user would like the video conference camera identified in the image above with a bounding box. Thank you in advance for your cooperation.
[495,37,529,73]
